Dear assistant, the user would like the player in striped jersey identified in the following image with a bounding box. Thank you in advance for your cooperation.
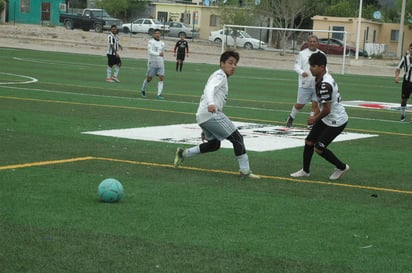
[174,50,260,179]
[291,52,350,181]
[394,43,412,122]
[106,25,122,83]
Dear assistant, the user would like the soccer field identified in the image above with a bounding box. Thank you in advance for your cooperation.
[0,47,411,273]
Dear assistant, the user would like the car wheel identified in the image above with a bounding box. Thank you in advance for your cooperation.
[64,20,73,30]
[123,27,130,34]
[94,23,103,33]
[244,42,253,49]
[148,29,154,35]
[214,38,222,44]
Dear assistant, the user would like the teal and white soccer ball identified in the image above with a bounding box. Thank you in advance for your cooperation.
[98,178,124,203]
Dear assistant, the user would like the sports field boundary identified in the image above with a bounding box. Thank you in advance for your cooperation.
[1,156,411,195]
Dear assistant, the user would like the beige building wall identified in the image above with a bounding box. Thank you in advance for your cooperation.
[153,3,222,40]
[312,15,412,57]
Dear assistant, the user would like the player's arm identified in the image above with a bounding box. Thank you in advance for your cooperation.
[186,43,189,56]
[294,53,306,77]
[395,58,404,83]
[204,75,224,113]
[308,83,332,125]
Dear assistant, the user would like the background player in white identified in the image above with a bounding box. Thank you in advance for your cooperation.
[286,35,322,128]
[174,50,260,179]
[394,42,412,122]
[290,52,350,181]
[141,29,165,99]
[106,25,122,83]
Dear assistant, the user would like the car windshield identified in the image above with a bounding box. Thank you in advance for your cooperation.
[240,31,252,38]
[91,10,110,18]
[153,19,163,24]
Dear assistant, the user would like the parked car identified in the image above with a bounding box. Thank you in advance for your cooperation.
[121,18,169,34]
[301,38,368,57]
[208,29,265,49]
[165,21,199,38]
[59,8,122,32]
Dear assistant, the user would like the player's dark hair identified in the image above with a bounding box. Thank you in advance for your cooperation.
[153,29,161,33]
[309,52,327,66]
[220,50,240,64]
[111,25,117,28]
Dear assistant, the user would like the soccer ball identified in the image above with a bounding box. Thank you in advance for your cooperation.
[98,178,124,203]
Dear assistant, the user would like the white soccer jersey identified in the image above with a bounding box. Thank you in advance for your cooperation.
[295,48,322,88]
[107,33,120,55]
[316,73,348,127]
[196,69,228,124]
[147,38,165,68]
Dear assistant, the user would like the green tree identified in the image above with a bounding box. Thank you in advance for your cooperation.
[96,0,149,21]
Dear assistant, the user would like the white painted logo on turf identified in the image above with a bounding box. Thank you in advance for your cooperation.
[83,122,378,152]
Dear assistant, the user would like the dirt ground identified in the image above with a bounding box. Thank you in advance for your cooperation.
[1,23,399,77]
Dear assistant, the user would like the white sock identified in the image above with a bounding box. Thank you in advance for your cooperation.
[237,153,250,172]
[290,106,299,119]
[157,81,164,96]
[106,67,112,79]
[141,79,148,91]
[401,106,406,116]
[113,66,120,77]
[184,146,200,158]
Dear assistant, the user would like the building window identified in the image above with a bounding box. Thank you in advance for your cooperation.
[210,14,220,27]
[21,0,30,13]
[390,30,399,41]
[332,26,344,40]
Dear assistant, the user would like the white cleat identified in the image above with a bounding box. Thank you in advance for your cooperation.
[290,169,310,177]
[329,164,350,180]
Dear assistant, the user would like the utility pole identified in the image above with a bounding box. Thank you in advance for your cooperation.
[397,0,406,57]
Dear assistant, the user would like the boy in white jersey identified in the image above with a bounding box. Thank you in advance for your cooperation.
[141,29,166,99]
[291,52,350,181]
[106,25,122,83]
[286,35,322,128]
[174,50,260,179]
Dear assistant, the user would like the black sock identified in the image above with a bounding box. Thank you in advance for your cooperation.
[180,63,183,71]
[303,144,314,173]
[176,62,179,71]
[319,148,345,170]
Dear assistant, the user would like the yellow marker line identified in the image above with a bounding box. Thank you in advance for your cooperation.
[0,156,94,171]
[1,156,411,195]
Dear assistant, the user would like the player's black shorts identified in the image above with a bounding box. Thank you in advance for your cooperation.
[107,54,121,67]
[176,53,185,61]
[401,80,412,99]
[306,120,347,148]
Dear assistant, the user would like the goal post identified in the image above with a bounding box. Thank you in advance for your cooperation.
[221,24,349,74]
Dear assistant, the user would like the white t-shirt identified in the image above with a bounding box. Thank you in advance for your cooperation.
[147,38,165,68]
[196,69,228,124]
[295,48,322,88]
[317,73,348,127]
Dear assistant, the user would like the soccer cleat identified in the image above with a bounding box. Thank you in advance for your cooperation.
[157,95,165,100]
[285,115,294,128]
[290,169,310,177]
[174,147,184,168]
[239,170,261,179]
[329,164,350,180]
[141,90,146,97]
[400,115,405,122]
[111,76,120,83]
[106,78,114,83]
